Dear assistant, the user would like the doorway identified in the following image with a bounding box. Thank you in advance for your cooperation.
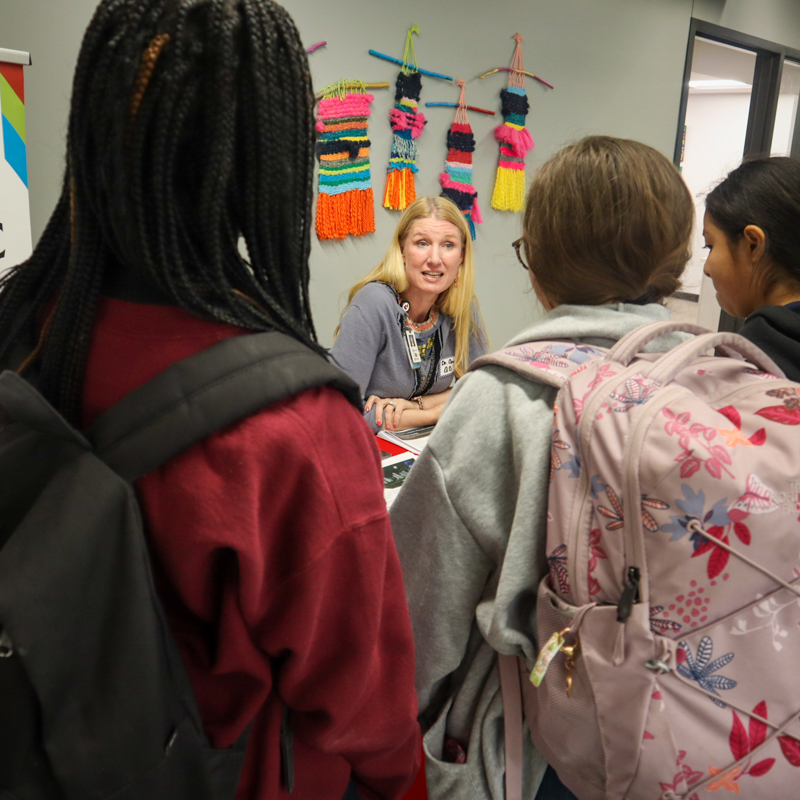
[674,21,800,331]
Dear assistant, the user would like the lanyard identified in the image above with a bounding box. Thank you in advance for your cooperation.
[374,281,443,397]
[408,324,443,398]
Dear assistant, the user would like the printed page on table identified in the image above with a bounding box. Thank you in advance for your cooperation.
[382,452,417,508]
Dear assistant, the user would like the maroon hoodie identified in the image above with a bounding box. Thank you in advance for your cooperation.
[81,297,420,800]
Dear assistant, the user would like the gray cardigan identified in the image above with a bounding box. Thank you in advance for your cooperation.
[330,282,488,432]
[390,302,682,800]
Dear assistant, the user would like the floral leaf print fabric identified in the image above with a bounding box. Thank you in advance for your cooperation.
[662,485,729,542]
[597,486,624,531]
[547,544,569,595]
[731,589,800,651]
[711,702,776,786]
[663,407,735,480]
[730,473,780,515]
[778,734,800,767]
[717,405,767,447]
[660,479,781,579]
[609,374,660,413]
[676,636,736,707]
[641,495,669,533]
[755,388,800,425]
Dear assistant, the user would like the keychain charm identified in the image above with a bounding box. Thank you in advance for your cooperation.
[530,627,570,686]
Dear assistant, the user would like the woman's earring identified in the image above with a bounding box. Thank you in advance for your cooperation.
[454,273,459,288]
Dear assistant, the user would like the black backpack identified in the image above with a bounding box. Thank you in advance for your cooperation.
[0,331,360,799]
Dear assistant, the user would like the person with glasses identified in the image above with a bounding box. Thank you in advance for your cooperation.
[331,196,488,433]
[389,136,693,800]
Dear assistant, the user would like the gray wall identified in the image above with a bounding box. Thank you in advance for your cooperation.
[693,0,800,46]
[3,0,800,346]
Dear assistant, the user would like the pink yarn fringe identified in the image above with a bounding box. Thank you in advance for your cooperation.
[494,123,534,157]
[471,198,483,224]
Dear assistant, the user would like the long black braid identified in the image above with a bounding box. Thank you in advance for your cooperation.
[0,0,322,422]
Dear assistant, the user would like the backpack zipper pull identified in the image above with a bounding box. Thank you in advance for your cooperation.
[616,566,641,623]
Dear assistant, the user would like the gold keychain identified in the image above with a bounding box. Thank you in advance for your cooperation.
[561,638,581,697]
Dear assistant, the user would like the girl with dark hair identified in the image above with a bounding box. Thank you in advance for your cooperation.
[390,136,693,800]
[0,1,420,797]
[704,156,800,380]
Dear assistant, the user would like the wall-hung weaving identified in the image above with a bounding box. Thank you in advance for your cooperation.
[491,34,535,213]
[315,84,375,240]
[437,81,482,239]
[383,26,426,211]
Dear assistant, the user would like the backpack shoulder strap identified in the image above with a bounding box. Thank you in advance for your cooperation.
[470,341,608,388]
[90,331,360,483]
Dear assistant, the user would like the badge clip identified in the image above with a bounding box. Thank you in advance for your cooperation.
[404,329,422,369]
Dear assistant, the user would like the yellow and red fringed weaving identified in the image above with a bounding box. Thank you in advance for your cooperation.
[490,35,535,213]
[383,167,417,211]
[315,91,376,240]
[383,69,426,211]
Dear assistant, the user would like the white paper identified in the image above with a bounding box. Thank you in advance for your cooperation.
[382,452,417,508]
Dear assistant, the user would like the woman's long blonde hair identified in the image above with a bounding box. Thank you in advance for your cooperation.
[336,196,486,378]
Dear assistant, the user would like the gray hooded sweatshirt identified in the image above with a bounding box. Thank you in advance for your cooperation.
[390,302,682,800]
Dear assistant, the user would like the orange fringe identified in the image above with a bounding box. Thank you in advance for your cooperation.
[383,168,417,211]
[316,189,376,240]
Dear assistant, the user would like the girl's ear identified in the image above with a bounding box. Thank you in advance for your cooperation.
[741,224,767,262]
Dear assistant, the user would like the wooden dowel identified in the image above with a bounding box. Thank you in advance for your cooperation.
[425,102,495,115]
[315,82,390,101]
[368,50,454,81]
[478,66,554,89]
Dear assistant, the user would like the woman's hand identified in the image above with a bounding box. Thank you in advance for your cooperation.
[365,396,414,430]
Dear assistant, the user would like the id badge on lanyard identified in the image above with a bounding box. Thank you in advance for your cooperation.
[404,328,422,369]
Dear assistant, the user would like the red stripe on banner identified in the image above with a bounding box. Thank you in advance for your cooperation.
[450,122,472,134]
[447,148,472,164]
[0,63,24,104]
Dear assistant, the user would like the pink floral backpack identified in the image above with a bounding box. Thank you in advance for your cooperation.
[472,321,800,800]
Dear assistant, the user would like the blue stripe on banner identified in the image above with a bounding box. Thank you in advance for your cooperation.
[2,115,27,187]
[387,162,419,173]
[321,129,368,140]
[319,179,373,196]
[319,164,371,179]
[446,166,473,184]
[507,86,526,96]
[505,113,526,126]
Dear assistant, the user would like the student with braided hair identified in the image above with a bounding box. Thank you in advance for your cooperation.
[0,1,420,798]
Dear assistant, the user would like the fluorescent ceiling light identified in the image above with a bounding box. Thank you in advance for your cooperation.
[689,79,751,89]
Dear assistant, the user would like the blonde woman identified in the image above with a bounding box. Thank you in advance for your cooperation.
[331,196,488,433]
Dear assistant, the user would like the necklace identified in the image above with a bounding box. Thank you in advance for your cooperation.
[404,305,439,333]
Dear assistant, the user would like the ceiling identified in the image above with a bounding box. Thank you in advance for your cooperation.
[690,37,756,93]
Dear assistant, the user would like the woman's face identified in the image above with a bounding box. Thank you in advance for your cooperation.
[702,212,763,318]
[400,216,464,307]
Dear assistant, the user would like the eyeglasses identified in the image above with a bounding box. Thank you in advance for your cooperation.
[512,238,529,271]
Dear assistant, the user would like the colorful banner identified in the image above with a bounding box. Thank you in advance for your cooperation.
[0,48,32,276]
